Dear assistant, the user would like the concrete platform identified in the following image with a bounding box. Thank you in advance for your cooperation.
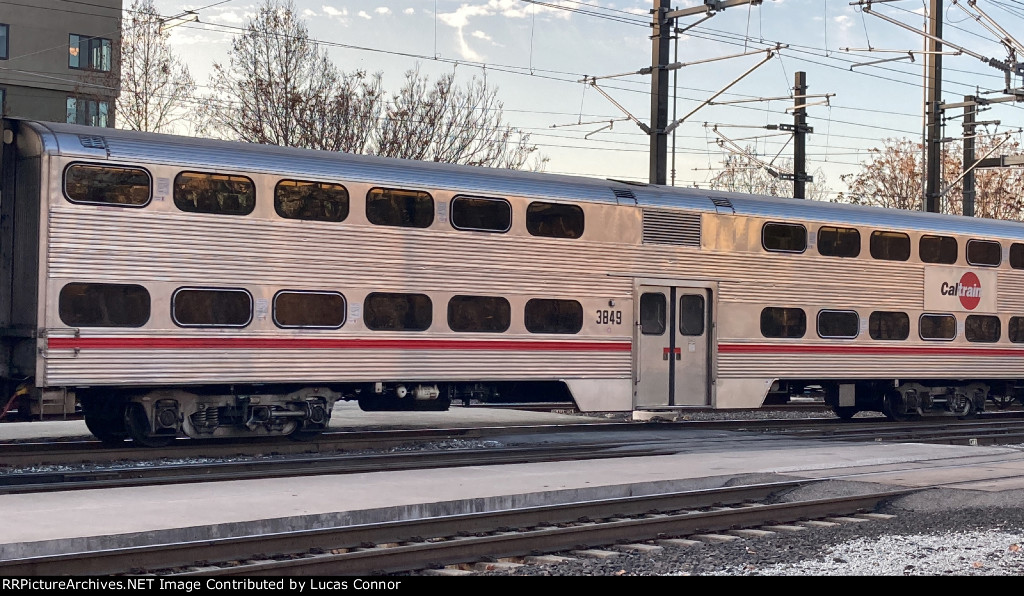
[3,405,1024,561]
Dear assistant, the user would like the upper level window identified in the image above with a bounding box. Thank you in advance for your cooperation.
[870,231,910,261]
[816,226,859,258]
[69,34,111,71]
[364,292,432,331]
[762,223,806,253]
[527,202,584,239]
[59,283,150,328]
[275,180,348,222]
[273,291,346,329]
[67,97,108,127]
[447,295,511,333]
[451,196,511,233]
[920,235,957,264]
[0,24,8,60]
[966,239,1001,267]
[174,171,255,216]
[525,298,583,334]
[172,288,252,328]
[64,164,150,206]
[366,187,433,228]
[760,307,806,338]
[1010,244,1024,270]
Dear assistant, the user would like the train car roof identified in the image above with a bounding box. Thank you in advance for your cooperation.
[19,119,1024,242]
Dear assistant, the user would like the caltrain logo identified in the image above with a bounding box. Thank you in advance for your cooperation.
[940,272,982,310]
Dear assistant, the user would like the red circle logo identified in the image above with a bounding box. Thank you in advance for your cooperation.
[960,272,981,310]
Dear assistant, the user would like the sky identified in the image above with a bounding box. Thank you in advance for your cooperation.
[141,0,1024,200]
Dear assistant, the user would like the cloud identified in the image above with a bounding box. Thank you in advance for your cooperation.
[472,31,493,42]
[358,10,372,19]
[322,5,348,23]
[375,7,391,16]
[404,8,414,15]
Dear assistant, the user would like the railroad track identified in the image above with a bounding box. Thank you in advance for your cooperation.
[0,480,914,576]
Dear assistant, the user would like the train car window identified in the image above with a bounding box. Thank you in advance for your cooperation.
[366,188,433,228]
[364,292,432,331]
[816,226,860,258]
[525,298,584,334]
[174,172,255,216]
[919,314,956,341]
[58,283,150,327]
[762,223,807,253]
[966,239,1001,267]
[172,288,252,327]
[639,293,666,336]
[679,294,705,336]
[274,180,349,222]
[450,196,512,233]
[920,235,958,264]
[447,295,511,333]
[526,202,584,239]
[1009,317,1024,343]
[1011,244,1024,270]
[273,291,346,329]
[817,310,859,339]
[64,164,151,207]
[965,315,1000,343]
[868,311,909,340]
[760,307,806,338]
[869,231,911,261]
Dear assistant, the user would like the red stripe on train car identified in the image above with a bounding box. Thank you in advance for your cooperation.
[46,337,633,352]
[719,343,1024,357]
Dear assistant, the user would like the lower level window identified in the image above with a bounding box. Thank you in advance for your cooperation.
[67,97,109,127]
[364,292,432,331]
[172,288,252,327]
[868,311,909,340]
[760,307,806,338]
[59,282,150,327]
[965,315,1000,343]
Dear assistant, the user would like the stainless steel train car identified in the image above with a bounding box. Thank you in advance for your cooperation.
[2,118,1022,445]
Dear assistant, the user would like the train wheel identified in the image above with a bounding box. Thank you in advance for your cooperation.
[124,402,174,447]
[831,406,858,420]
[882,391,913,422]
[81,397,128,445]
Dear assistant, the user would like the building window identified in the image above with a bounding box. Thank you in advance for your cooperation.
[59,283,151,328]
[762,223,807,253]
[172,288,253,327]
[275,180,348,222]
[69,34,111,71]
[273,291,346,328]
[174,171,255,216]
[67,97,109,127]
[0,24,8,60]
[447,295,511,333]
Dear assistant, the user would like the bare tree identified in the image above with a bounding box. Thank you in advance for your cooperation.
[840,136,1024,220]
[707,148,830,200]
[203,0,540,169]
[117,0,196,132]
[201,0,383,151]
[373,67,540,169]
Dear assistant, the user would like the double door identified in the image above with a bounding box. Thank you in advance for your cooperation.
[634,284,713,408]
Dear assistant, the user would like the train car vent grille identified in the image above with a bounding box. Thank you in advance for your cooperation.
[642,209,701,246]
[710,197,734,213]
[612,188,637,202]
[78,135,108,150]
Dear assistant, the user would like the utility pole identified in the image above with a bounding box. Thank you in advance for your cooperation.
[962,96,976,217]
[649,0,672,185]
[924,0,943,213]
[792,72,809,199]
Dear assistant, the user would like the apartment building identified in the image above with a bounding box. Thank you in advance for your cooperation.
[0,0,122,127]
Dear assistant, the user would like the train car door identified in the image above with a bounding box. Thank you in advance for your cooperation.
[634,284,713,408]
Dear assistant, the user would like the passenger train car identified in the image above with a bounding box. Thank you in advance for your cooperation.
[1,118,1022,446]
